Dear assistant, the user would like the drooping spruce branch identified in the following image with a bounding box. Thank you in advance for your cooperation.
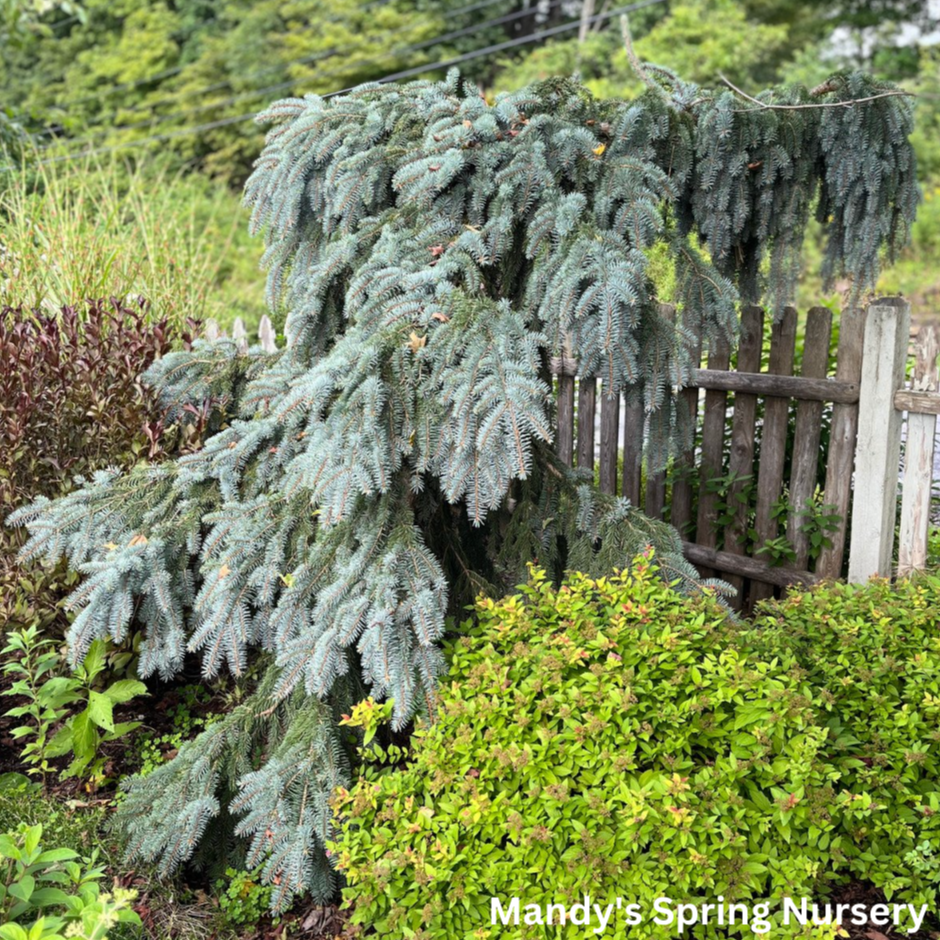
[620,14,919,311]
[10,65,918,911]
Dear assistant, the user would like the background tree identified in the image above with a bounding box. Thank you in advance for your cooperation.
[4,0,935,182]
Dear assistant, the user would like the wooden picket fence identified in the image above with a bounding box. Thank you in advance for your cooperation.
[204,301,940,608]
[553,296,939,609]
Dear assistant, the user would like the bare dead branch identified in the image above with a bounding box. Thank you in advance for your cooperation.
[720,73,915,111]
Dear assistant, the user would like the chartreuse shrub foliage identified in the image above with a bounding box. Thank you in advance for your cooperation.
[745,576,940,904]
[12,66,918,911]
[332,562,940,939]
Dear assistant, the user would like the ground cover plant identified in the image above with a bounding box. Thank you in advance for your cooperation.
[7,53,920,919]
[333,562,940,939]
[0,775,141,940]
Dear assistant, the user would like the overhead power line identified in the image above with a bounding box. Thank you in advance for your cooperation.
[35,0,666,167]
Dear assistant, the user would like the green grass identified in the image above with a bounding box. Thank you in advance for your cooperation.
[0,785,112,860]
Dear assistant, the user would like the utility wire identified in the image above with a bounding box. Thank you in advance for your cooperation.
[34,0,665,167]
[39,0,521,148]
[49,13,82,31]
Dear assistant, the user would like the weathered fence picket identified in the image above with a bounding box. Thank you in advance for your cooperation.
[897,325,940,577]
[232,316,248,354]
[621,398,643,507]
[599,383,620,496]
[723,305,763,606]
[787,307,832,569]
[556,357,575,469]
[576,377,596,473]
[669,308,700,534]
[200,315,280,352]
[644,304,675,521]
[750,307,797,605]
[694,335,730,578]
[847,298,911,583]
[258,315,278,352]
[815,303,866,579]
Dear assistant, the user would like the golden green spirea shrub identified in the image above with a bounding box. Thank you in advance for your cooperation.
[333,559,940,938]
[745,576,940,904]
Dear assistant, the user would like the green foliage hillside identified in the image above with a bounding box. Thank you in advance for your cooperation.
[2,0,936,308]
[3,0,935,182]
[3,0,521,182]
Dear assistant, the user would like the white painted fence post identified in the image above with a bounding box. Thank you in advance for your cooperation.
[258,314,277,353]
[848,297,910,583]
[232,316,248,354]
[897,324,940,577]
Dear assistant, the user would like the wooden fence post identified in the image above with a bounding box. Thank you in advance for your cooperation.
[897,324,940,577]
[816,304,866,579]
[750,307,798,605]
[847,297,911,583]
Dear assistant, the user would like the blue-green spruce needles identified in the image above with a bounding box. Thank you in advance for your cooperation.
[9,66,918,912]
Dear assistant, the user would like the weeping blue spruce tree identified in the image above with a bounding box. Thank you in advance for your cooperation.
[12,61,917,910]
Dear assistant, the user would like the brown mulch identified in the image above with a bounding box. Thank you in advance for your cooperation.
[826,881,938,939]
[123,863,346,940]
